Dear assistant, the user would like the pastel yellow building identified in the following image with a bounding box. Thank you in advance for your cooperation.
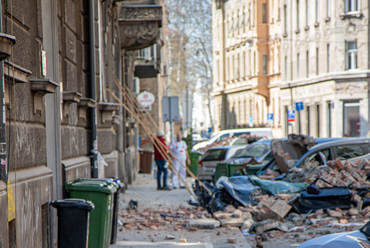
[212,0,283,137]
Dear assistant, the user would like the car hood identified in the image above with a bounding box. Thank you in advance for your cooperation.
[297,230,369,248]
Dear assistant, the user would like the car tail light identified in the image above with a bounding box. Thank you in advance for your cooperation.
[198,160,203,166]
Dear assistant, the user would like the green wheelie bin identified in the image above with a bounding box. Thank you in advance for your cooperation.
[65,180,117,248]
[188,151,201,176]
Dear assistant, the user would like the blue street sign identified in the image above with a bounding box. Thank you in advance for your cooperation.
[249,115,253,127]
[288,110,295,123]
[296,102,304,111]
[267,113,273,125]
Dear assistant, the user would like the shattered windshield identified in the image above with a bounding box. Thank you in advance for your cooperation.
[231,143,270,159]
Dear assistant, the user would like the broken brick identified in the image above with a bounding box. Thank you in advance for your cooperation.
[232,210,242,218]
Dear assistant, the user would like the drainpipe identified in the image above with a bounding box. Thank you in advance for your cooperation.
[89,0,98,178]
[0,0,6,183]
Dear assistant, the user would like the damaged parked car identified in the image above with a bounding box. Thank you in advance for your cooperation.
[260,137,370,182]
[298,220,370,247]
[198,146,247,181]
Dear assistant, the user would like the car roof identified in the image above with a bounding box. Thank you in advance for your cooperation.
[310,137,370,150]
[207,145,247,150]
[218,128,272,133]
[315,138,345,144]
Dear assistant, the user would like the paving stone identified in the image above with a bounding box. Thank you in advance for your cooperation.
[187,219,221,229]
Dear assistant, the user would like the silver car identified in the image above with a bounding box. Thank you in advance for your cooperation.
[198,146,247,181]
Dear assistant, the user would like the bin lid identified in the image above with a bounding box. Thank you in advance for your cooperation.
[50,198,95,210]
[75,178,121,189]
[65,180,117,194]
[113,179,123,188]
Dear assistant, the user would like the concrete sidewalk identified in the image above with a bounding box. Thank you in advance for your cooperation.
[110,173,252,248]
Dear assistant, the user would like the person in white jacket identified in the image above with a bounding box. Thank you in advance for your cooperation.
[169,132,190,189]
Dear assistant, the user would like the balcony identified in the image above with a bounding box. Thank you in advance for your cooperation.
[119,1,162,51]
[134,44,161,78]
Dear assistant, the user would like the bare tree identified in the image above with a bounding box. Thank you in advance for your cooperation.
[165,0,213,130]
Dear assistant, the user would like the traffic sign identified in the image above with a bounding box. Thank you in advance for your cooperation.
[162,96,180,122]
[295,102,304,111]
[267,113,273,125]
[249,115,253,127]
[288,110,295,125]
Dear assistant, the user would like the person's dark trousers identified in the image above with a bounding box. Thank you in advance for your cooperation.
[155,159,167,188]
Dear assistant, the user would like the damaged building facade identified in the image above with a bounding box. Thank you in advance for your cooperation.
[280,0,370,138]
[0,0,165,247]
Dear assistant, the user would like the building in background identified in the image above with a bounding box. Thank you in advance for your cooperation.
[280,0,370,138]
[212,0,283,137]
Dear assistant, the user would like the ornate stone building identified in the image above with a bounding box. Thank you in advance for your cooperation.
[0,0,165,247]
[212,0,283,137]
[280,0,370,138]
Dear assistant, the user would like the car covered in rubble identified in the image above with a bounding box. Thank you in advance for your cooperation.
[221,138,343,176]
[298,220,370,248]
[257,137,370,180]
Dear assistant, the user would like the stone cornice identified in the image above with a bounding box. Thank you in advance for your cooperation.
[119,4,163,50]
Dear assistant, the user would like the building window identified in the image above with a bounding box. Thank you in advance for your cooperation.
[249,98,252,117]
[327,44,330,73]
[327,0,330,17]
[316,104,320,137]
[254,51,256,75]
[346,41,357,70]
[248,50,251,75]
[296,0,299,30]
[285,56,288,80]
[263,55,268,75]
[238,101,241,124]
[243,51,246,77]
[343,102,360,137]
[306,51,309,78]
[345,0,358,13]
[285,106,289,135]
[262,4,267,23]
[315,0,319,23]
[237,54,240,78]
[316,48,319,75]
[227,57,230,80]
[307,105,310,135]
[232,55,234,79]
[244,100,247,123]
[216,60,220,82]
[278,97,281,125]
[236,10,239,36]
[327,102,331,137]
[284,5,287,34]
[297,53,300,79]
[306,0,309,26]
[253,1,256,26]
[243,7,246,33]
[248,4,251,30]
